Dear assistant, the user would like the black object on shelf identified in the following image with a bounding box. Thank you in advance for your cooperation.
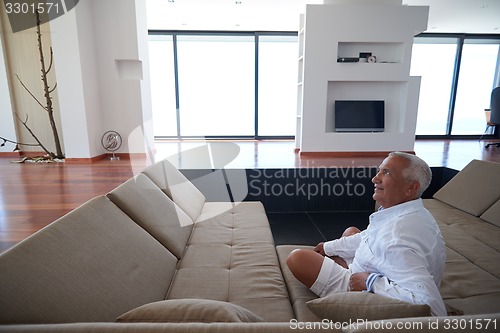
[337,57,359,63]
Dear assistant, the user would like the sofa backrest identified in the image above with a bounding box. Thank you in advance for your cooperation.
[142,160,206,222]
[0,196,178,324]
[107,173,193,259]
[433,159,500,217]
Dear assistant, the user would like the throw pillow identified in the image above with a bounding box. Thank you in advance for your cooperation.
[116,299,266,323]
[306,292,431,322]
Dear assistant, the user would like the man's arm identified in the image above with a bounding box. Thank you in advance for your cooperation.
[322,230,364,258]
[349,272,370,291]
[359,244,447,317]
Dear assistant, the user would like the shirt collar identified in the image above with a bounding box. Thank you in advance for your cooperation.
[370,198,423,223]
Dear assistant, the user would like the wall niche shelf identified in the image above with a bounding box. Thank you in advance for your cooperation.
[337,42,404,64]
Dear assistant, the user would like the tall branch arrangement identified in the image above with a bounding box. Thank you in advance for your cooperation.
[9,12,65,159]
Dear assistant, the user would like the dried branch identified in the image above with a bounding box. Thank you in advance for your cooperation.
[35,12,64,159]
[45,47,54,74]
[15,113,54,158]
[7,12,65,159]
[48,82,57,94]
[14,74,48,111]
[0,136,40,148]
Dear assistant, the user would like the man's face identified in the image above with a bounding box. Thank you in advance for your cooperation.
[372,155,418,209]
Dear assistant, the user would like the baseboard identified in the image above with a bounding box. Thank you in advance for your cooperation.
[0,151,46,158]
[0,152,149,163]
[64,154,107,164]
[0,152,23,157]
[65,153,149,163]
[298,151,415,157]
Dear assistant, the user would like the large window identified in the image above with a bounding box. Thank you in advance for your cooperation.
[148,32,298,139]
[410,38,457,135]
[177,35,255,137]
[452,40,500,135]
[149,35,177,137]
[257,35,298,137]
[411,35,500,137]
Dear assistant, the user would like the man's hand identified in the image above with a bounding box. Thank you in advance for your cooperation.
[314,242,325,256]
[349,272,370,291]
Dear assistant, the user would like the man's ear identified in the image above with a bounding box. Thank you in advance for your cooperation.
[406,181,420,197]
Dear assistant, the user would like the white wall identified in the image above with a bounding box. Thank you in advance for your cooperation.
[49,0,153,158]
[91,0,153,156]
[75,1,105,158]
[128,1,154,162]
[50,4,92,158]
[0,32,17,153]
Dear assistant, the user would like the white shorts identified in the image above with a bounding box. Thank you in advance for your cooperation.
[310,256,351,297]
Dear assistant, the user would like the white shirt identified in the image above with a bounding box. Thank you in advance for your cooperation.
[323,199,447,316]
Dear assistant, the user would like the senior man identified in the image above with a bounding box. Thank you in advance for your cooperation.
[286,152,447,316]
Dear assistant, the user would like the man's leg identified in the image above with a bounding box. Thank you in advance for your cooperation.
[286,249,324,288]
[287,250,351,297]
[286,226,361,292]
[342,226,361,237]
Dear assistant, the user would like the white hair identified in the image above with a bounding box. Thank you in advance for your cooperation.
[389,152,432,197]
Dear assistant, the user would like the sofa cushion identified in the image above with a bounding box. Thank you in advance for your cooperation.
[116,299,265,323]
[306,293,431,322]
[0,196,178,324]
[142,160,205,222]
[107,173,193,259]
[480,198,500,228]
[422,198,500,315]
[166,201,295,323]
[424,199,500,254]
[433,159,500,216]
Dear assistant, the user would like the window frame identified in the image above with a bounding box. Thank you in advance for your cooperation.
[148,30,298,140]
[414,33,500,139]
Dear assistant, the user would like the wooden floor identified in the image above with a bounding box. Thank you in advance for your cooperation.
[1,139,499,253]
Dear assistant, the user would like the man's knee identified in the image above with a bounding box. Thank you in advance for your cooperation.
[342,226,361,237]
[286,249,305,271]
[287,249,318,276]
[286,249,323,288]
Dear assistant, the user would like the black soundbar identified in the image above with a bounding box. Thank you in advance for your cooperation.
[337,57,359,63]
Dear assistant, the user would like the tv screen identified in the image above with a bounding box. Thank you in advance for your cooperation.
[334,100,385,132]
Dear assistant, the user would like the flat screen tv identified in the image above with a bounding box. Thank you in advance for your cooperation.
[334,100,385,132]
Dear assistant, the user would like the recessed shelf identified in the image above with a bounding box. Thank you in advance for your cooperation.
[337,42,404,64]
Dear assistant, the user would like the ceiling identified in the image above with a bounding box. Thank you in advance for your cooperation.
[146,0,500,34]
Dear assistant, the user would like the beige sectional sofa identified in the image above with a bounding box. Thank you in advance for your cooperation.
[1,158,499,332]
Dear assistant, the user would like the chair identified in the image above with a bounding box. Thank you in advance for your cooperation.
[479,108,493,142]
[485,86,500,148]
